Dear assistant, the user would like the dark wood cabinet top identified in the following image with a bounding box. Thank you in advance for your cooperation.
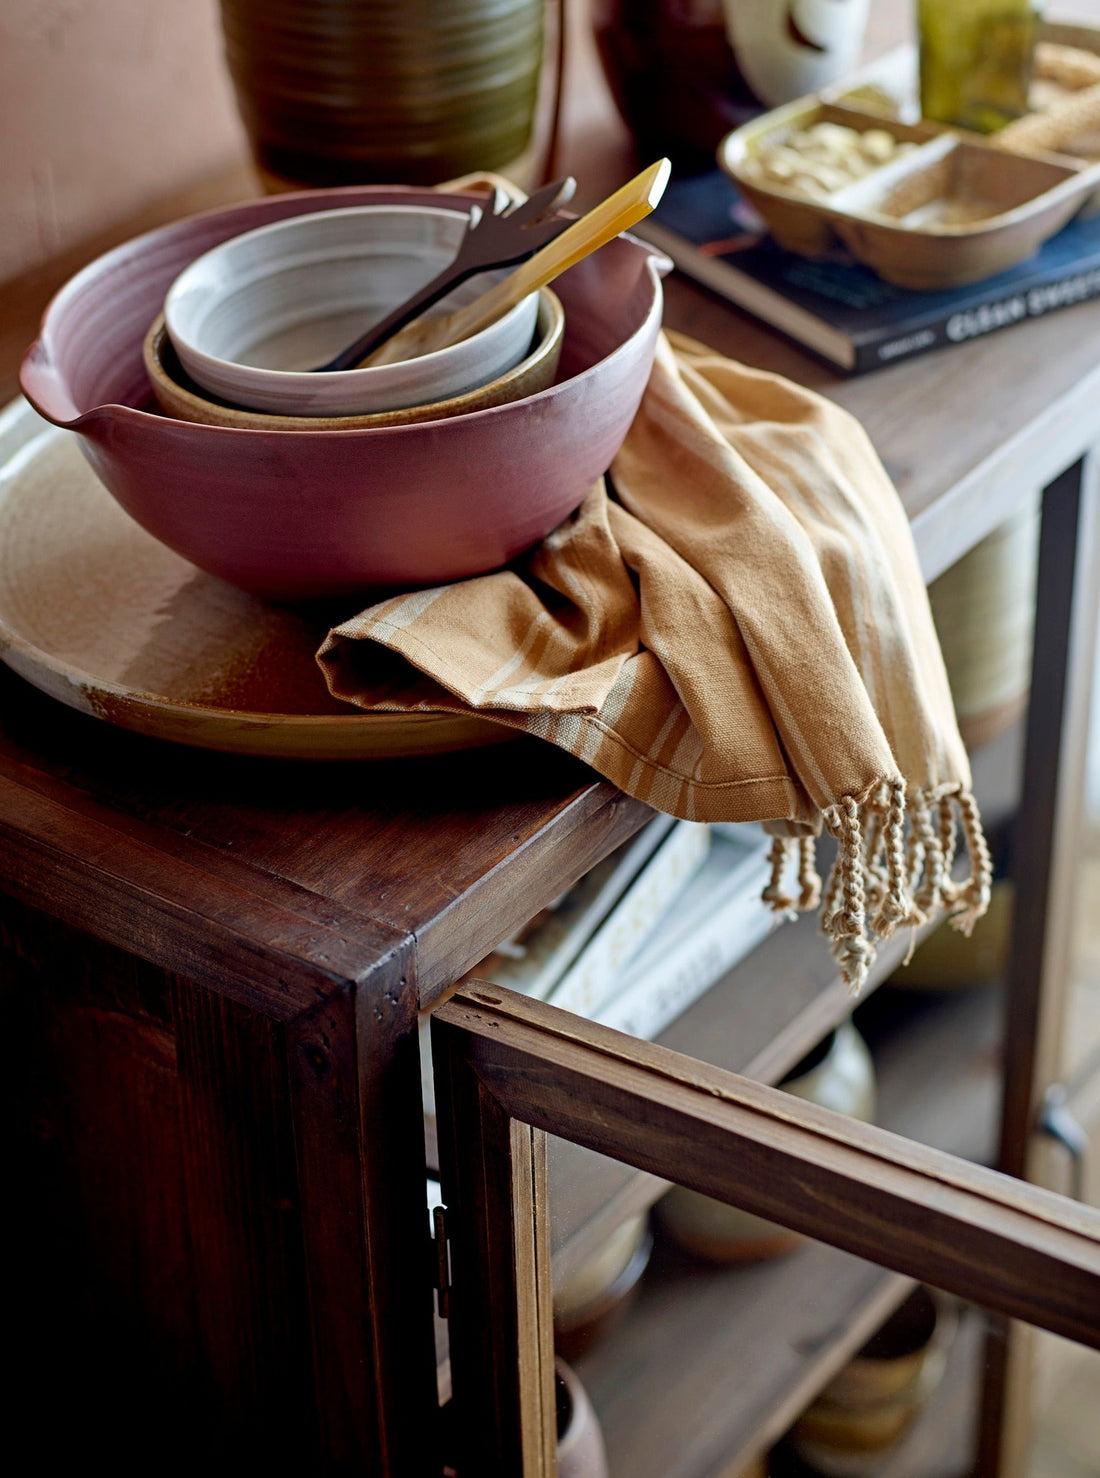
[4,264,1099,1012]
[0,664,649,1010]
[5,3,1100,1012]
[4,266,1100,1014]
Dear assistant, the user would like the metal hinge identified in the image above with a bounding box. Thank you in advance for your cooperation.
[433,1204,451,1319]
[1037,1085,1089,1202]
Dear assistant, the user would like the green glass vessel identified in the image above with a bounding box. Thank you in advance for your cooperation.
[918,0,1044,133]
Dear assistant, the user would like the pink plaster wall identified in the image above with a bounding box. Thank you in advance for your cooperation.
[0,0,248,283]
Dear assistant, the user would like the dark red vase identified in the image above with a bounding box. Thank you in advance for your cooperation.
[592,0,760,169]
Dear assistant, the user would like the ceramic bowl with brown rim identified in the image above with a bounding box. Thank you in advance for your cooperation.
[553,1212,652,1363]
[162,203,543,415]
[143,288,564,431]
[789,1288,959,1474]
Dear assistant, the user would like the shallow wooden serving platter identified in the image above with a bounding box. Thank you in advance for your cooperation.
[0,399,508,759]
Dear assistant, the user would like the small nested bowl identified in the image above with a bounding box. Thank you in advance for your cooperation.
[789,1287,959,1474]
[162,204,542,415]
[144,288,564,431]
[552,1211,652,1363]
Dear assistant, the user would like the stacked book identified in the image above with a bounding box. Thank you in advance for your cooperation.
[636,32,1100,374]
[421,816,774,1122]
[638,168,1100,374]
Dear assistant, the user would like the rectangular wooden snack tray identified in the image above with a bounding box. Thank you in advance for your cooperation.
[718,20,1100,289]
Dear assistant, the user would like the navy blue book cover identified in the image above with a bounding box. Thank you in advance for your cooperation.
[640,169,1100,373]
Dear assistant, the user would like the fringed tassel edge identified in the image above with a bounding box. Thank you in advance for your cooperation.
[763,835,825,919]
[776,780,993,997]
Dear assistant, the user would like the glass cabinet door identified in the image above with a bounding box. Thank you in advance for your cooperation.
[430,979,1100,1478]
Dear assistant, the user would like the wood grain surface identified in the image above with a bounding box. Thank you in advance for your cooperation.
[433,981,1100,1475]
[3,5,1100,1472]
[434,1012,557,1476]
[438,982,1100,1350]
[572,985,1002,1478]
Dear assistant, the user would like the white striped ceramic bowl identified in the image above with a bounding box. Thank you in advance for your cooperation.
[163,204,540,416]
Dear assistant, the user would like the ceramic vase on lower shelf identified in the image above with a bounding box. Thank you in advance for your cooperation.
[656,1021,876,1263]
[556,1358,610,1478]
[928,494,1040,750]
[440,1359,608,1478]
[787,1286,959,1476]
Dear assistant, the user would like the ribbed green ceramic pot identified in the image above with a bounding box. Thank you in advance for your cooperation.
[219,0,545,187]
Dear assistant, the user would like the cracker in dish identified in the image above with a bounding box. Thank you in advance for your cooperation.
[742,122,918,199]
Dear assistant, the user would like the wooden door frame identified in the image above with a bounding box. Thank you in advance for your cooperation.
[980,453,1100,1475]
[432,982,1100,1477]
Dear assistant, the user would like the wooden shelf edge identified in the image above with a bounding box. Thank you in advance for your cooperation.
[549,911,934,1282]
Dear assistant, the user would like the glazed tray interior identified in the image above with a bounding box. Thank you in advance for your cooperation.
[731,102,1087,233]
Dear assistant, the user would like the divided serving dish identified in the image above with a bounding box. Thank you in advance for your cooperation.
[719,24,1100,289]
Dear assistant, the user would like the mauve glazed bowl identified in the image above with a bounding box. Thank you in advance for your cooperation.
[20,185,669,602]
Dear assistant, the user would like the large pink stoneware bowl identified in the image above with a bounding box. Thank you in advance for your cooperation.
[20,186,669,602]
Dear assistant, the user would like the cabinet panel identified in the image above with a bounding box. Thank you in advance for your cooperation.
[0,896,315,1465]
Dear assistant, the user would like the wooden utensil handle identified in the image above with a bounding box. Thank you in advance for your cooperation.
[442,159,672,343]
[363,160,670,367]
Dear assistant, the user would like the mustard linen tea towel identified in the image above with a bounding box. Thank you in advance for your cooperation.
[317,330,991,992]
